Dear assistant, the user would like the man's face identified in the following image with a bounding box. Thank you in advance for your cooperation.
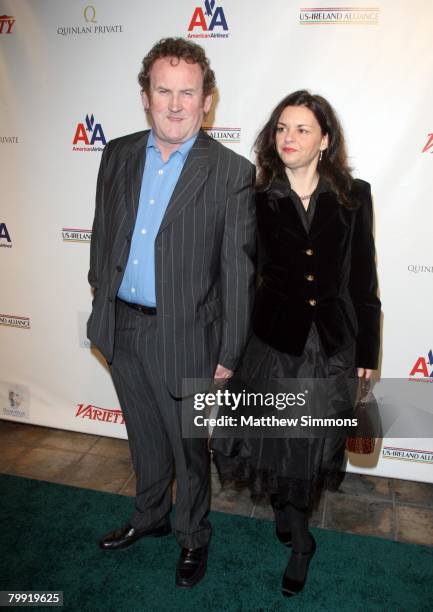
[142,57,212,152]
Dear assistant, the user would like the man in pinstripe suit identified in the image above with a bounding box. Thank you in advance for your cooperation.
[87,38,255,587]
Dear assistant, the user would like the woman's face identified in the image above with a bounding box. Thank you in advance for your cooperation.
[275,105,328,172]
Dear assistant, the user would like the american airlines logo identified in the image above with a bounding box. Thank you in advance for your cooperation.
[422,134,433,154]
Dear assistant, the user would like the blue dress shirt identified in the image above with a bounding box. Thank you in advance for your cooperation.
[118,131,197,306]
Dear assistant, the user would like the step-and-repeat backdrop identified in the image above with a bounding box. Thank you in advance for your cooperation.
[1,0,432,482]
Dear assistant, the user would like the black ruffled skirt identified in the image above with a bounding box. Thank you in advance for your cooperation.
[210,325,357,510]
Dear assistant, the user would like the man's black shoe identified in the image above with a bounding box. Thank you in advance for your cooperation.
[99,519,171,551]
[175,545,208,588]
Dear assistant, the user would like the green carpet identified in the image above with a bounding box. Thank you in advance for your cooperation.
[0,474,432,611]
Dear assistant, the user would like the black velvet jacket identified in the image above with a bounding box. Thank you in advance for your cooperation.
[252,177,381,369]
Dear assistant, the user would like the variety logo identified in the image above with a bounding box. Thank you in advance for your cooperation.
[0,314,31,329]
[0,14,15,34]
[299,7,379,25]
[187,0,229,38]
[0,223,12,248]
[382,446,433,464]
[62,228,92,242]
[408,264,432,274]
[1,384,30,419]
[203,126,241,143]
[409,350,433,382]
[72,114,106,152]
[75,403,125,425]
[422,133,433,153]
[0,136,19,144]
[57,6,123,36]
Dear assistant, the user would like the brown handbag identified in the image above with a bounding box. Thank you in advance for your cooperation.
[346,378,380,454]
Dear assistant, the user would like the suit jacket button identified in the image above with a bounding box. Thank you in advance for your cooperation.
[305,274,315,282]
[305,248,314,256]
[108,297,113,303]
[116,265,123,272]
[307,299,317,306]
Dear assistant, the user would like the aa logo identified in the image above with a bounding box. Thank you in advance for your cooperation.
[72,114,106,150]
[0,223,12,246]
[188,1,229,37]
[422,134,433,154]
[409,350,433,379]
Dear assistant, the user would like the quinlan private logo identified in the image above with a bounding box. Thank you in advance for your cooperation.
[203,127,241,144]
[422,134,433,153]
[0,15,15,34]
[62,228,92,242]
[188,0,229,38]
[75,403,125,425]
[299,7,379,25]
[409,350,433,382]
[0,223,12,248]
[408,264,433,274]
[57,6,123,36]
[72,114,106,152]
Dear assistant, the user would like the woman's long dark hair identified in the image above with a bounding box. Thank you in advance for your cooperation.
[255,90,356,208]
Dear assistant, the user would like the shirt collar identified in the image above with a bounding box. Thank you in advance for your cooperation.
[147,130,198,160]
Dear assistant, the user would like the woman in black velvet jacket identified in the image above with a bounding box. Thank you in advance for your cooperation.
[212,90,381,598]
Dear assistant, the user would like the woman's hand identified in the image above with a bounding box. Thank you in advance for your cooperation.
[357,368,373,379]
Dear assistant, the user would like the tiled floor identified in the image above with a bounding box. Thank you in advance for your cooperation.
[1,419,433,547]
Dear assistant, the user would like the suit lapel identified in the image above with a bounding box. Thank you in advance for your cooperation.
[309,191,340,239]
[267,178,342,240]
[124,132,149,228]
[158,130,210,233]
[272,196,308,238]
[266,175,307,239]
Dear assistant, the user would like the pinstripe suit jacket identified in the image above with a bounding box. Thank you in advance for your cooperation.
[87,129,256,396]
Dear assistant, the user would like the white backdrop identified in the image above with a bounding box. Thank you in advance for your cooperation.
[1,0,432,482]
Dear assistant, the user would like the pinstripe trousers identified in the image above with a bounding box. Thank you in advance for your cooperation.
[110,299,212,549]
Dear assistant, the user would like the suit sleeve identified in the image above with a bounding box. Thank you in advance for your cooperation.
[218,159,256,370]
[88,142,110,290]
[348,182,381,369]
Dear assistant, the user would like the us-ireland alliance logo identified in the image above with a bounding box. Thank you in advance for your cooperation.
[187,1,229,38]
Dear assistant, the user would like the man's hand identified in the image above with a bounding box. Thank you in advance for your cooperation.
[357,368,373,379]
[214,364,233,380]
